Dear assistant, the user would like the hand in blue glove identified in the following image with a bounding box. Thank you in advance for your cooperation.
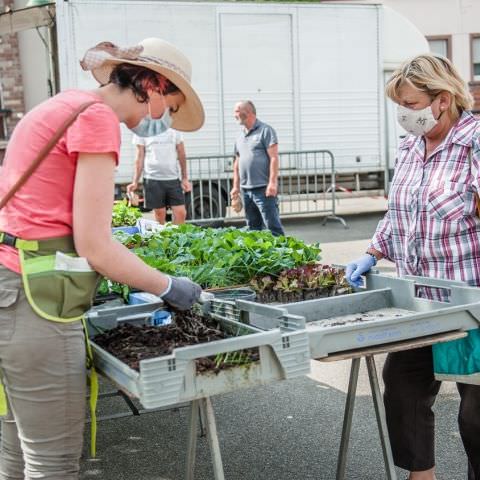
[345,254,377,288]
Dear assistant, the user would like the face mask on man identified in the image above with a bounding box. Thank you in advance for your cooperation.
[396,99,443,137]
[131,103,173,137]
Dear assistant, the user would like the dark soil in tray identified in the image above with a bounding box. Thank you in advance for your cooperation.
[93,310,259,373]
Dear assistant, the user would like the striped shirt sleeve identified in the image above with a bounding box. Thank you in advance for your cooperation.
[369,211,394,262]
[470,130,480,194]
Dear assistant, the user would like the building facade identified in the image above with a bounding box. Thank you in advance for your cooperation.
[1,0,479,145]
[0,0,25,142]
[365,0,480,111]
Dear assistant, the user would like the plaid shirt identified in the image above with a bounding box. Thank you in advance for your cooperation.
[370,111,480,298]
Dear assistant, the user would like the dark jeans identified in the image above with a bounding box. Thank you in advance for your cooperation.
[242,187,285,237]
[383,346,480,478]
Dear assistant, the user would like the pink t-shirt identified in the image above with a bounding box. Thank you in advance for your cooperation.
[0,89,121,273]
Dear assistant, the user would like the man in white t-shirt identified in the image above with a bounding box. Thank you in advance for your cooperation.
[127,129,191,224]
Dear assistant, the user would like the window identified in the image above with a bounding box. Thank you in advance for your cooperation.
[426,36,451,60]
[472,35,480,82]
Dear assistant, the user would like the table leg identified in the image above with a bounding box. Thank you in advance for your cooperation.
[185,400,199,480]
[336,357,361,480]
[199,401,206,437]
[365,355,397,480]
[117,390,140,415]
[200,397,226,480]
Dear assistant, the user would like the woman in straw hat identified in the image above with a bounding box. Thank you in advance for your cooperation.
[346,54,480,479]
[0,38,204,478]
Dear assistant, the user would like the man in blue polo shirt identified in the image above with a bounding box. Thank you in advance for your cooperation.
[230,100,285,236]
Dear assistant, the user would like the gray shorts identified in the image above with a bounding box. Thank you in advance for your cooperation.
[0,265,86,479]
[143,178,185,209]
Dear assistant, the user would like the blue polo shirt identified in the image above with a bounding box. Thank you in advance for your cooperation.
[234,119,278,189]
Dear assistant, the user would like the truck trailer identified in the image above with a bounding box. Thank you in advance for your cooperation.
[3,0,429,220]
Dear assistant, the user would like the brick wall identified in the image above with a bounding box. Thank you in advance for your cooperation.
[0,0,25,139]
[470,83,480,113]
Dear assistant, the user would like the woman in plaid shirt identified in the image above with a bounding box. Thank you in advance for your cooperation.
[346,55,480,480]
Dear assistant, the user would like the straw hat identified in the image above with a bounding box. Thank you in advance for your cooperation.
[81,38,204,132]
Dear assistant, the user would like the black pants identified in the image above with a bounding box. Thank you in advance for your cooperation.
[383,346,480,479]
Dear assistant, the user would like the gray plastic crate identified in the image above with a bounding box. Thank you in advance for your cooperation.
[85,302,310,410]
[244,273,480,359]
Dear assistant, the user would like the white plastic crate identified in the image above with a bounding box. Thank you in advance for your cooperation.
[86,302,310,409]
[245,274,480,359]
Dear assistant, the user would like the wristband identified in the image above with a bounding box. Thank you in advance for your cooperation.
[365,252,378,266]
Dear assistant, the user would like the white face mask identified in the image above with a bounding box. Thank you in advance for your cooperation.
[396,103,440,137]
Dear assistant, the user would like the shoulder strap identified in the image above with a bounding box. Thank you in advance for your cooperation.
[0,100,97,210]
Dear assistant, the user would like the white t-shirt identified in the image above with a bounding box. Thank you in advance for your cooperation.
[132,129,184,180]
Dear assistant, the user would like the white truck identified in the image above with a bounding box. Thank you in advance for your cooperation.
[7,0,429,220]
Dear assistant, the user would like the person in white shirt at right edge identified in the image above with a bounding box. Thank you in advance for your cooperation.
[128,128,191,224]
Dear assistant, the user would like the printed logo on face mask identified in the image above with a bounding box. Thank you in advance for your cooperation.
[396,104,438,137]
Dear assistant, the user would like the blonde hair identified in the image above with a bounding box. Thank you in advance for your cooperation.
[386,54,473,119]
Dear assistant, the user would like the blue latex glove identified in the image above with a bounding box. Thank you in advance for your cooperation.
[345,254,377,288]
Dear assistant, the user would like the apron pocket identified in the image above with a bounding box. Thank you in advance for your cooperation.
[26,270,100,321]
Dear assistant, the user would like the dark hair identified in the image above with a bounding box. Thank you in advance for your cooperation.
[108,63,180,103]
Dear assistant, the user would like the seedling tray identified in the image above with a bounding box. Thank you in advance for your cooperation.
[244,273,480,359]
[85,302,310,409]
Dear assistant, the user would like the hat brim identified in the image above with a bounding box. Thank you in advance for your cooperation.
[92,59,205,132]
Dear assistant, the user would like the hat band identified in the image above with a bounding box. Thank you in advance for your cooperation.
[136,55,190,81]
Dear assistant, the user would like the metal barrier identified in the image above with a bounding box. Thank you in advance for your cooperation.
[185,149,347,227]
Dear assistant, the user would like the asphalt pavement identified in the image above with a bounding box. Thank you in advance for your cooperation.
[79,210,469,480]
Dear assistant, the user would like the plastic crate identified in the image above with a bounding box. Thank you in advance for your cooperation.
[245,273,480,359]
[86,302,310,409]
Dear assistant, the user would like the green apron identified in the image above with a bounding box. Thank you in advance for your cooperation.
[0,232,100,455]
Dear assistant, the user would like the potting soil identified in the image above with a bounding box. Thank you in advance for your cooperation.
[93,310,259,373]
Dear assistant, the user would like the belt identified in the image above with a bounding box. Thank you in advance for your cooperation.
[0,232,38,251]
